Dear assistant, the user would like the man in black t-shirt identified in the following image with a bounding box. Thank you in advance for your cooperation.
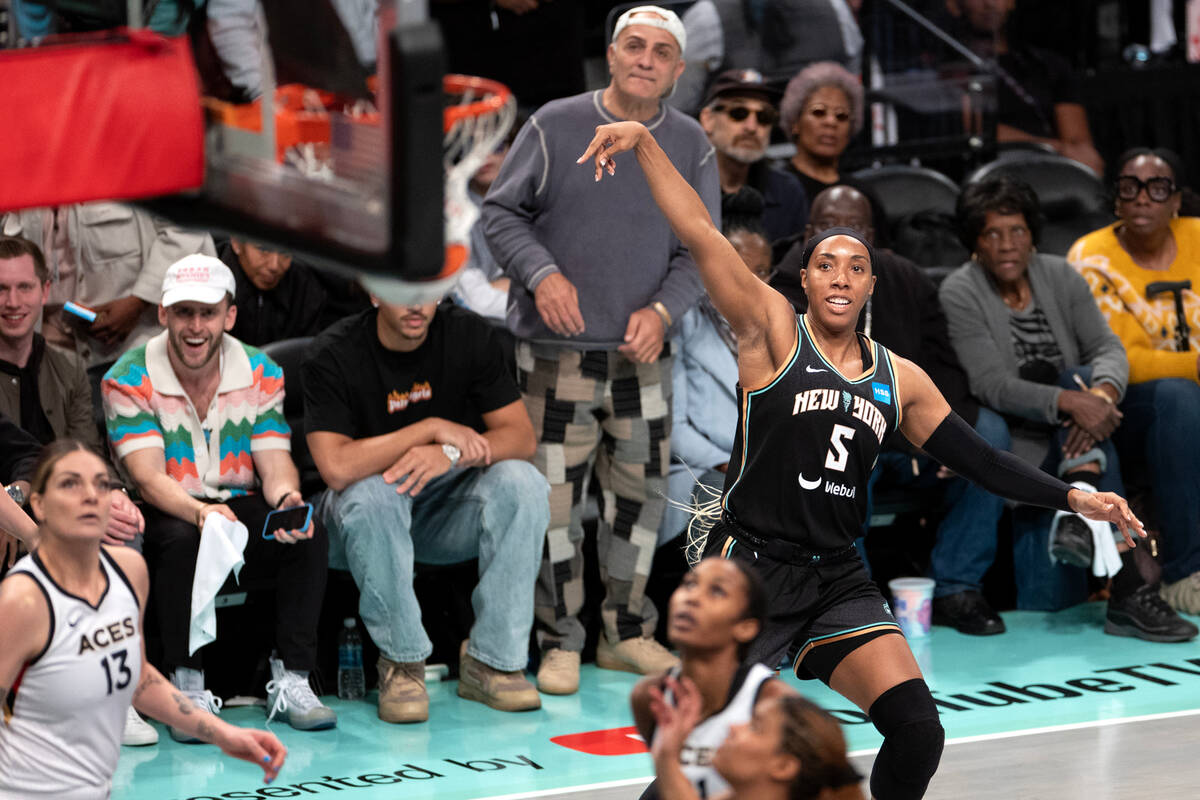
[303,299,549,724]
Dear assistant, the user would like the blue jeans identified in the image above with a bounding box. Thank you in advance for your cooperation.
[1113,378,1200,584]
[865,408,1009,598]
[319,461,549,672]
[1012,366,1124,610]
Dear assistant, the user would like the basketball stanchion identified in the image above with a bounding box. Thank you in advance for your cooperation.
[360,73,515,306]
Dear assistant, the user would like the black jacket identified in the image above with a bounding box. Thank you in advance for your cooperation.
[772,243,980,440]
[218,241,369,347]
[1,410,40,484]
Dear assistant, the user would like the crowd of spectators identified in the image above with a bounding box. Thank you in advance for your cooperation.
[2,0,1199,764]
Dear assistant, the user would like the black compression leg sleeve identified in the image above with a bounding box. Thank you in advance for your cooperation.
[869,678,944,800]
[921,412,1073,512]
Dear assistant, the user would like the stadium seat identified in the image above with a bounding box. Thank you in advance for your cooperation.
[261,336,323,497]
[850,164,967,267]
[963,152,1114,255]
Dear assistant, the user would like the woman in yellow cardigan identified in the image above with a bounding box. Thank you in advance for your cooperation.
[1068,147,1200,616]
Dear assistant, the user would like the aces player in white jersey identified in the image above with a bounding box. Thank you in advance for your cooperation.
[0,440,286,800]
[579,124,1145,800]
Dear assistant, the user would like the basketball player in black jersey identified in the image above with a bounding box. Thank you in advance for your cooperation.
[0,441,286,797]
[579,124,1145,800]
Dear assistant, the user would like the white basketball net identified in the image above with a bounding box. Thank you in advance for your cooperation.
[443,80,517,250]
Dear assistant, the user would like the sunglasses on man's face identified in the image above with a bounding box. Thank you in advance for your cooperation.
[714,104,778,127]
[1116,175,1178,203]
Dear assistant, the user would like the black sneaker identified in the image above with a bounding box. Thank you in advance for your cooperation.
[932,590,1006,636]
[1106,584,1200,643]
[1050,515,1094,569]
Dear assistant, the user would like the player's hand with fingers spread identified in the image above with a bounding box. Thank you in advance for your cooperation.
[648,674,702,765]
[383,445,452,497]
[214,724,287,784]
[534,272,586,337]
[1068,488,1146,548]
[577,121,650,182]
[430,418,492,467]
[618,307,664,363]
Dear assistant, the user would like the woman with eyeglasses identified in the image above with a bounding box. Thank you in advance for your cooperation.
[0,440,287,799]
[939,176,1196,642]
[778,62,863,205]
[1068,147,1200,617]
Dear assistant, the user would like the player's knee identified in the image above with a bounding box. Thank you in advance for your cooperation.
[868,678,944,800]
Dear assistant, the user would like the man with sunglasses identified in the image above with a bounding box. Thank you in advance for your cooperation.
[699,69,809,244]
[1069,147,1200,617]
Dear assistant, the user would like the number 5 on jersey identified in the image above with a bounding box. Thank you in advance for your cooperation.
[824,424,856,472]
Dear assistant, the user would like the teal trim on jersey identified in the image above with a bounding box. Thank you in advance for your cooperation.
[879,346,902,434]
[722,319,803,512]
[799,315,880,385]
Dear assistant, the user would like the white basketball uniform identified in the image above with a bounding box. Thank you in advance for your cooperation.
[0,548,142,800]
[655,662,775,799]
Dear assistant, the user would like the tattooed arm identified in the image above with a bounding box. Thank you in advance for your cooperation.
[108,546,287,782]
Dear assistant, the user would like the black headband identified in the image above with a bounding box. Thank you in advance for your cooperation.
[801,226,876,271]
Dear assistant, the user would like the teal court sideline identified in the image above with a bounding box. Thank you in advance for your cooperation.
[115,603,1200,800]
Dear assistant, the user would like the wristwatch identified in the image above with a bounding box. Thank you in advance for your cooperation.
[441,443,462,467]
[5,483,26,507]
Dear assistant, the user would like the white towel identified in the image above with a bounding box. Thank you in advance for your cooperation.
[1048,482,1123,578]
[189,513,249,656]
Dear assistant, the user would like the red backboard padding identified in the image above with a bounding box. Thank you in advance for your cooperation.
[0,29,204,212]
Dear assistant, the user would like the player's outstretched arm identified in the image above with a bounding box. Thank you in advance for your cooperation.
[577,122,792,345]
[648,675,706,800]
[112,547,287,784]
[893,356,1145,547]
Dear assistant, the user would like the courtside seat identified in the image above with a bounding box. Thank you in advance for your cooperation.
[964,153,1113,255]
[261,337,323,498]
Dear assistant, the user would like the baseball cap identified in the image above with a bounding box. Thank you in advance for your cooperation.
[702,68,781,108]
[611,5,686,55]
[161,254,237,307]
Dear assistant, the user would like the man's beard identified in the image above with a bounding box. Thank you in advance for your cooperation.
[721,143,765,164]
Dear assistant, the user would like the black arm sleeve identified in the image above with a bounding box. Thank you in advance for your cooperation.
[920,412,1073,512]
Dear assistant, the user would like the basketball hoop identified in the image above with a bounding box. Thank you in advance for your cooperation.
[362,73,515,306]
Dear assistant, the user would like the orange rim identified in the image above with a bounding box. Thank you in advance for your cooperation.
[443,74,511,133]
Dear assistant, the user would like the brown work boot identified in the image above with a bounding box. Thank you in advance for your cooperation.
[536,648,581,695]
[456,641,541,712]
[376,656,428,723]
[595,635,679,675]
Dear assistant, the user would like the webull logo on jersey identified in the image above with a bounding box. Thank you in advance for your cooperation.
[798,473,857,498]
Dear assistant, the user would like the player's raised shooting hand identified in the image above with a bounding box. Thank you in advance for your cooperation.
[577,122,649,182]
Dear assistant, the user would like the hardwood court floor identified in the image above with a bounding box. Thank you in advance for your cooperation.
[114,602,1200,800]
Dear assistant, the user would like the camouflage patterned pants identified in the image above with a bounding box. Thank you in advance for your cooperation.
[517,341,672,652]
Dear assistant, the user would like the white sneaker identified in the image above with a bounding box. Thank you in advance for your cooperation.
[168,668,222,744]
[265,656,337,731]
[121,706,158,746]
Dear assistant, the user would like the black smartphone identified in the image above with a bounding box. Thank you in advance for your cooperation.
[262,503,313,540]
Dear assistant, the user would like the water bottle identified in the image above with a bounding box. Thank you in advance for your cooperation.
[337,618,365,700]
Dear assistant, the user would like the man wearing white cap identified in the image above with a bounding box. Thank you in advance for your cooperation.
[101,254,335,738]
[483,5,719,695]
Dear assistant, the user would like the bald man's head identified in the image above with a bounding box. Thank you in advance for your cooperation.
[805,185,875,245]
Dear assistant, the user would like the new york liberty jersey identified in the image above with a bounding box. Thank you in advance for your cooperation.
[722,315,901,550]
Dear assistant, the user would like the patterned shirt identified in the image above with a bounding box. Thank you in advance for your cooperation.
[102,332,290,500]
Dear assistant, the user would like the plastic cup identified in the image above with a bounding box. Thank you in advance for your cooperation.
[888,577,935,638]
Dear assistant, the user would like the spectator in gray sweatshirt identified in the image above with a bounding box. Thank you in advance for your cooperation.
[482,5,720,697]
